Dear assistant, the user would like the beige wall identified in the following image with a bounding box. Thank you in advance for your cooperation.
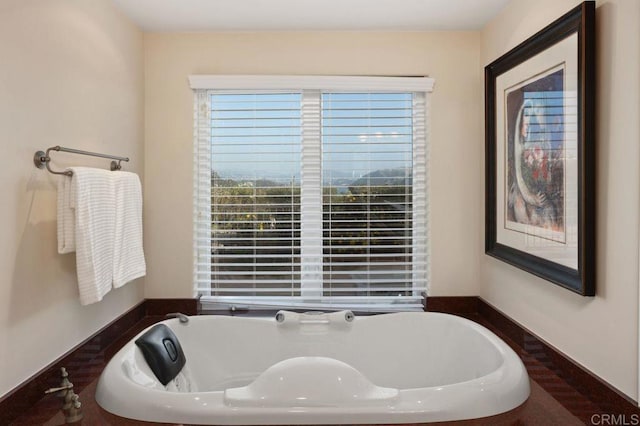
[4,0,635,406]
[0,0,144,397]
[481,0,640,400]
[144,31,483,299]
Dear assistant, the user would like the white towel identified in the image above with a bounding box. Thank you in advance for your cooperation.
[112,171,146,288]
[71,167,116,305]
[57,174,76,254]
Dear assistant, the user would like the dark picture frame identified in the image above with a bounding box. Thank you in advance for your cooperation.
[485,2,595,296]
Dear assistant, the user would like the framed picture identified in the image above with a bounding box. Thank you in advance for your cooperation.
[485,2,595,296]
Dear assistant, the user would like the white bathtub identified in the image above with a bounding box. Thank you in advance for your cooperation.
[96,311,530,424]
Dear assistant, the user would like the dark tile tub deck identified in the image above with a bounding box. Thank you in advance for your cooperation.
[8,313,630,426]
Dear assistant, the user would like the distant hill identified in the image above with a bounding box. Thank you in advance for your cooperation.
[211,168,411,191]
[350,168,411,187]
[212,171,281,188]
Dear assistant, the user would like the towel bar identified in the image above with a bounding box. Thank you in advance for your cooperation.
[34,146,130,176]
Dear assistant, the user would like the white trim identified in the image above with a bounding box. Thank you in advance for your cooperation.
[300,90,323,299]
[412,92,429,296]
[199,296,425,312]
[189,75,435,92]
[193,91,212,297]
[424,91,432,295]
[194,80,434,310]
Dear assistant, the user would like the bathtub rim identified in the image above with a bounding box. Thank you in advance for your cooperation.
[95,311,531,424]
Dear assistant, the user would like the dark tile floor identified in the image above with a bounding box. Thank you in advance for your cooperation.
[9,314,614,425]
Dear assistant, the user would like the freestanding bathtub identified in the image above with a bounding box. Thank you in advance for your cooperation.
[96,311,530,424]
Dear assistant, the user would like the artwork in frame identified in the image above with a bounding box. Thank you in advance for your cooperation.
[485,2,595,296]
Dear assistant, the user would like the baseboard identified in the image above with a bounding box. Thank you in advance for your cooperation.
[0,300,146,425]
[0,298,202,425]
[145,298,198,316]
[424,296,479,315]
[2,296,638,425]
[476,298,640,418]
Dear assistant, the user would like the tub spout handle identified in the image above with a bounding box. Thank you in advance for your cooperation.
[44,384,73,395]
[166,312,189,323]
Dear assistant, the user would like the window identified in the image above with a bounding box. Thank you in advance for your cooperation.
[192,76,434,311]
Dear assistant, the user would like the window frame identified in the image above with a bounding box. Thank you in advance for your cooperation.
[191,75,434,312]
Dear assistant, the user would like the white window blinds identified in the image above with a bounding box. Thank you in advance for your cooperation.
[192,76,433,312]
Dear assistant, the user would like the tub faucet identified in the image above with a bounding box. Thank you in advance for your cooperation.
[44,367,83,423]
[166,312,189,323]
